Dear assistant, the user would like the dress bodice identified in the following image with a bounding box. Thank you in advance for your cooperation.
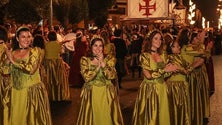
[80,55,117,87]
[140,52,169,83]
[11,47,42,89]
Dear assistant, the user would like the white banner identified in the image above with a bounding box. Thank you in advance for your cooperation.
[128,0,169,18]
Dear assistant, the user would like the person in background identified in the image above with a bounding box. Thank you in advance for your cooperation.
[44,30,70,101]
[129,33,143,78]
[69,30,89,88]
[5,26,52,125]
[213,29,221,55]
[0,25,11,125]
[100,29,122,93]
[63,32,76,66]
[32,34,47,87]
[204,31,215,95]
[178,28,208,125]
[132,29,178,125]
[191,30,210,124]
[101,30,115,56]
[54,25,66,61]
[76,35,124,125]
[111,29,128,88]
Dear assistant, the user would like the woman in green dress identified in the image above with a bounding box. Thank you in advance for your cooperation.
[0,25,11,125]
[190,30,210,123]
[44,31,70,101]
[178,28,207,125]
[132,30,178,125]
[76,35,124,125]
[5,26,52,125]
[165,38,192,125]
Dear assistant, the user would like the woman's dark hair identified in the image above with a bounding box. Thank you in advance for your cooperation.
[190,32,198,44]
[164,33,174,54]
[114,29,122,37]
[11,37,19,50]
[47,31,57,41]
[166,40,176,55]
[143,30,164,54]
[16,26,30,38]
[33,34,45,49]
[176,28,190,48]
[90,37,104,48]
[75,32,83,49]
[0,25,8,42]
[87,37,105,59]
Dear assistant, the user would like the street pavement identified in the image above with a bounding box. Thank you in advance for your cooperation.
[51,55,222,125]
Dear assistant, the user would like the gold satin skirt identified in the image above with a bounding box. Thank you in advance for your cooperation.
[167,81,191,125]
[10,83,52,125]
[188,67,206,125]
[195,65,210,118]
[44,59,70,101]
[132,81,170,125]
[76,84,124,125]
[0,75,11,125]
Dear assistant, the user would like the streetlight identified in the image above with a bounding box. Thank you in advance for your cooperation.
[49,0,53,30]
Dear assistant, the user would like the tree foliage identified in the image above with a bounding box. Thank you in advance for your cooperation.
[0,0,9,25]
[88,0,115,28]
[53,0,88,28]
[6,0,41,24]
[29,0,50,19]
[3,0,115,28]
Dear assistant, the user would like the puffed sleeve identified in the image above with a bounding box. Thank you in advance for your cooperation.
[169,54,193,74]
[80,56,99,82]
[139,53,151,71]
[0,44,10,74]
[185,45,206,57]
[12,47,40,74]
[103,55,116,79]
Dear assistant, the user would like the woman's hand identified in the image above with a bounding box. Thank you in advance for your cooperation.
[5,48,14,64]
[164,63,178,73]
[96,53,105,68]
[207,41,214,50]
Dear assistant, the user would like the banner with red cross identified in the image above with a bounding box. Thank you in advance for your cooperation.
[128,0,169,18]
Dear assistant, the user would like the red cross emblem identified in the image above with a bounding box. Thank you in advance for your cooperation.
[139,0,156,16]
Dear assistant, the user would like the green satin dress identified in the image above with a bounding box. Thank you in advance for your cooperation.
[181,44,209,125]
[191,43,210,119]
[44,41,70,101]
[38,48,47,86]
[166,54,192,125]
[76,55,124,125]
[132,52,171,125]
[0,43,11,125]
[10,47,52,125]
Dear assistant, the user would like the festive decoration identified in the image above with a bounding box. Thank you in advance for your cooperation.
[188,0,196,25]
[128,0,168,18]
[202,17,205,29]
